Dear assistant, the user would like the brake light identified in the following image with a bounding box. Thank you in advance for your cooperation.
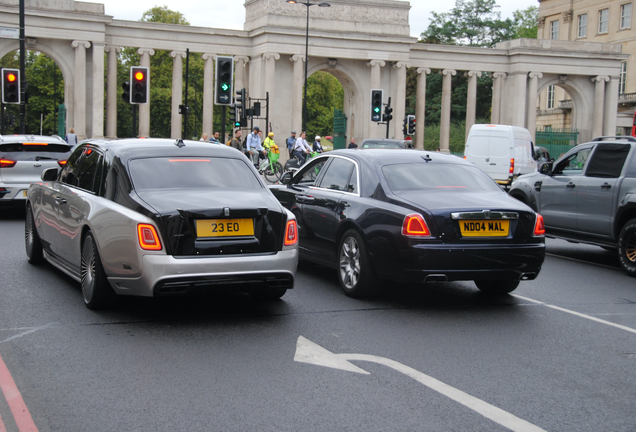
[402,214,431,237]
[22,142,48,146]
[137,224,162,251]
[533,214,545,236]
[0,159,16,168]
[284,220,298,246]
[57,160,67,167]
[509,158,515,174]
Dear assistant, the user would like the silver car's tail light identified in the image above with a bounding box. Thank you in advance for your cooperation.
[137,224,163,251]
[533,214,545,236]
[284,220,298,246]
[0,159,16,168]
[402,214,431,237]
[57,160,67,167]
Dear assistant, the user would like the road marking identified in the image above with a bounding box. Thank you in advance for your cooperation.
[513,294,636,335]
[295,336,547,432]
[0,353,38,432]
[0,323,56,345]
[0,414,6,432]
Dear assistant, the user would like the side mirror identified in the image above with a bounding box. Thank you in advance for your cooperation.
[539,162,553,176]
[281,171,293,185]
[41,167,58,181]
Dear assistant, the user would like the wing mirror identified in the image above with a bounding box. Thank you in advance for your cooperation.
[41,167,58,181]
[539,161,553,176]
[280,171,293,185]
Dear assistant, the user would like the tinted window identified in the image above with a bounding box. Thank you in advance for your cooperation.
[0,142,70,161]
[129,157,262,190]
[318,157,355,191]
[60,147,88,186]
[76,150,102,193]
[382,163,501,192]
[295,158,328,186]
[554,148,592,175]
[585,144,631,178]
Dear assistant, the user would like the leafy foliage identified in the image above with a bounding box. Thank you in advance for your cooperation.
[511,6,539,39]
[305,71,344,141]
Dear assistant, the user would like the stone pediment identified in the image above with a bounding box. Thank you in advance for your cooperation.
[244,0,411,36]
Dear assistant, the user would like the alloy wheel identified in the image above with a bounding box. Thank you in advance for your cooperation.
[339,236,360,289]
[626,232,636,262]
[81,237,96,302]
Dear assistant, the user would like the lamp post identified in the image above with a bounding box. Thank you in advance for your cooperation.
[286,0,330,133]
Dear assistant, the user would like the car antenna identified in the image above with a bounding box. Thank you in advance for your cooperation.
[421,154,432,163]
[174,138,186,148]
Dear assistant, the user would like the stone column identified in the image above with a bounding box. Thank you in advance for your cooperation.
[491,73,506,124]
[440,69,456,153]
[526,72,543,143]
[91,43,105,138]
[234,56,249,96]
[604,76,619,136]
[393,62,409,139]
[511,72,528,128]
[367,60,385,139]
[170,51,186,139]
[592,75,609,138]
[105,46,120,138]
[263,53,280,132]
[137,48,155,137]
[465,70,481,141]
[72,40,90,140]
[201,53,215,138]
[415,67,430,149]
[290,55,305,134]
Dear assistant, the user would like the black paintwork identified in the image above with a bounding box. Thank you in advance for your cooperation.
[270,149,545,283]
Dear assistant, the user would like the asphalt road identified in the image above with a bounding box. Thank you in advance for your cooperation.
[0,206,635,432]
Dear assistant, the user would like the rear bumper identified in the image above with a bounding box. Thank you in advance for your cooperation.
[374,242,545,283]
[107,249,298,297]
[0,184,29,203]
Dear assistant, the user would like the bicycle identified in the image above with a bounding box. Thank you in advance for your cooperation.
[258,150,284,183]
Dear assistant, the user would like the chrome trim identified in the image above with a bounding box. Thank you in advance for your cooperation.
[451,210,519,220]
[299,154,361,197]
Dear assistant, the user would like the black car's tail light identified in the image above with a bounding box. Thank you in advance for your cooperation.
[137,223,163,251]
[57,160,67,167]
[402,214,431,237]
[284,220,298,246]
[533,214,545,236]
[0,159,16,168]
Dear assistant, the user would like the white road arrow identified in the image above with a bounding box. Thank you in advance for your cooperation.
[294,336,547,432]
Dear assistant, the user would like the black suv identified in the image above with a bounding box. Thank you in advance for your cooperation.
[509,136,636,276]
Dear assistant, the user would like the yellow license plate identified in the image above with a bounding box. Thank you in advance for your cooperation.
[459,220,509,237]
[22,190,28,197]
[195,218,254,238]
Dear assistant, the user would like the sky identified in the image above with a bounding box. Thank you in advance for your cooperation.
[91,0,540,39]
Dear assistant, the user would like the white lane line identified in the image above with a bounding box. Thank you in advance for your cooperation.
[545,252,619,270]
[513,294,636,335]
[0,323,56,345]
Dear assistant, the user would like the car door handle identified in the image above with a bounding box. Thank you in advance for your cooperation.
[566,182,575,189]
[54,196,67,205]
[601,183,611,189]
[297,195,315,203]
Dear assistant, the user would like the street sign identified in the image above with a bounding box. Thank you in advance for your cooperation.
[0,27,19,40]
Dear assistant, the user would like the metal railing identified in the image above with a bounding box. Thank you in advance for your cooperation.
[618,92,636,103]
[535,128,579,146]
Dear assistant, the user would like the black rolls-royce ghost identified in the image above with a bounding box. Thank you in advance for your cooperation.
[269,149,545,298]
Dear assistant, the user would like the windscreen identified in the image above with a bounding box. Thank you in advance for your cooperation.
[129,157,262,190]
[0,142,71,161]
[382,163,502,192]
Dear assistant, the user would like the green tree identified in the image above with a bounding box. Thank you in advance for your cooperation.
[511,6,539,39]
[305,71,344,141]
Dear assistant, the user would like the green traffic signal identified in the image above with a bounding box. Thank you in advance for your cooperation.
[221,83,229,91]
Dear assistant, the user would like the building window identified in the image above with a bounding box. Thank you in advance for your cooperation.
[620,62,628,94]
[621,3,632,29]
[599,8,609,33]
[578,14,588,37]
[548,85,556,109]
[550,20,560,39]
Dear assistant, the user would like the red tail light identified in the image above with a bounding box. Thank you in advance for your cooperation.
[0,159,16,168]
[402,214,431,237]
[284,220,298,246]
[509,158,515,174]
[533,214,545,236]
[137,224,162,251]
[57,160,67,167]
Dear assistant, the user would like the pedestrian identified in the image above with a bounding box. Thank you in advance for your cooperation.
[257,130,266,160]
[246,126,265,167]
[313,135,324,153]
[65,127,78,148]
[228,129,242,152]
[293,131,312,165]
[286,131,297,158]
[348,137,358,149]
[199,133,208,141]
[209,131,220,144]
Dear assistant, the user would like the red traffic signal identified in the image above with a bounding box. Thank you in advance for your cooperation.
[2,68,20,104]
[130,66,148,104]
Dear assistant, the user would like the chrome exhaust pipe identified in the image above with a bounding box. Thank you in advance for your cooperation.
[424,274,448,283]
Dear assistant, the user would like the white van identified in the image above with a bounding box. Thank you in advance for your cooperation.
[464,124,537,187]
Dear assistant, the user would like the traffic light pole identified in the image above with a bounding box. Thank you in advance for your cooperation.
[385,97,391,139]
[19,0,25,134]
[221,106,226,143]
[132,104,137,138]
[1,104,4,135]
[183,49,189,139]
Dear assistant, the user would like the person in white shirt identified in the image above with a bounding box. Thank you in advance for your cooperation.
[246,126,264,167]
[293,131,312,165]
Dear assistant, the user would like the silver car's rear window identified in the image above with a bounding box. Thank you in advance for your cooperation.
[129,157,262,190]
[0,142,70,161]
[382,163,501,192]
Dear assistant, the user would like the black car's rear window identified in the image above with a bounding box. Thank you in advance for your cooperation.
[129,157,262,190]
[382,163,501,192]
[0,142,70,161]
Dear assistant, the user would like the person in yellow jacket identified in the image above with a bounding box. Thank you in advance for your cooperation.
[263,132,279,155]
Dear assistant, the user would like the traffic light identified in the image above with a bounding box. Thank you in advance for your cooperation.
[402,116,408,136]
[2,68,20,104]
[229,104,239,126]
[407,115,416,135]
[121,81,130,103]
[215,56,234,105]
[235,88,246,111]
[383,104,393,122]
[130,67,149,104]
[370,89,382,122]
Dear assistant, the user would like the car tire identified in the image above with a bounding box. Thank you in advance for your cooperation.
[337,229,380,298]
[474,279,520,295]
[25,206,44,265]
[618,218,636,277]
[81,232,115,310]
